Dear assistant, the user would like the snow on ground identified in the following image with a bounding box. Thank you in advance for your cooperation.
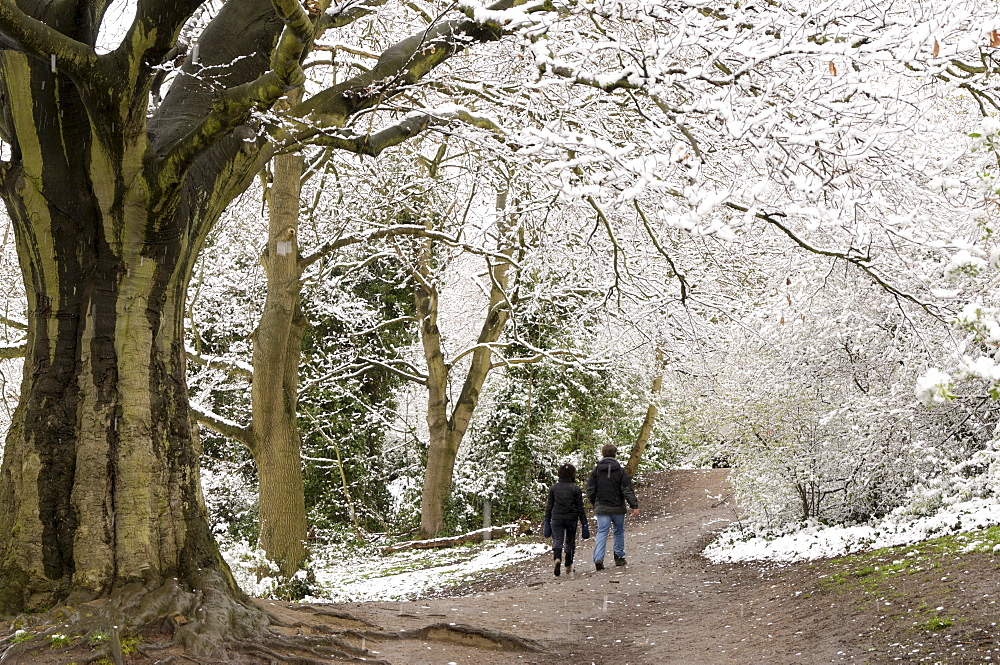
[705,496,1000,564]
[223,538,550,603]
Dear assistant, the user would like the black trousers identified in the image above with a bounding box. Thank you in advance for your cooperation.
[551,518,578,565]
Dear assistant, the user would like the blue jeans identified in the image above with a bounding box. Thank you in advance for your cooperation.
[593,513,625,562]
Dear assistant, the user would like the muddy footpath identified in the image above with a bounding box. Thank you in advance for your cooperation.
[263,469,1000,664]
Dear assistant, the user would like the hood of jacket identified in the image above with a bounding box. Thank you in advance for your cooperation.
[596,457,623,476]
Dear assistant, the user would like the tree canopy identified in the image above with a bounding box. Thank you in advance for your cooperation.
[1,0,1000,659]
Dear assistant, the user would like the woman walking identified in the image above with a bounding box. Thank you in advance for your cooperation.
[544,463,590,576]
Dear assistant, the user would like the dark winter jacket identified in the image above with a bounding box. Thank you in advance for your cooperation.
[586,457,638,515]
[545,481,586,523]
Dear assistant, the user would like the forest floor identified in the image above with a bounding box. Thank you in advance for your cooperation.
[22,469,1000,664]
[268,469,1000,665]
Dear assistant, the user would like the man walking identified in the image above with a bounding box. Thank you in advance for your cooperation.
[586,443,640,570]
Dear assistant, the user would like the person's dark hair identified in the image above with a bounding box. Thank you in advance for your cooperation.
[601,443,618,458]
[557,463,576,482]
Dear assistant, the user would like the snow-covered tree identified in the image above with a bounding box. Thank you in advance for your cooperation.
[2,0,1000,656]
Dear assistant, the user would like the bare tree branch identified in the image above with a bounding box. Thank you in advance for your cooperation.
[0,314,26,331]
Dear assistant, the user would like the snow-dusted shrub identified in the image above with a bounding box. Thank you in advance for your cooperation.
[904,118,1000,516]
[728,399,919,527]
[201,460,259,543]
[686,264,957,531]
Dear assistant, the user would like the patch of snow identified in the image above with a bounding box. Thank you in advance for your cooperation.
[704,497,1000,564]
[304,541,550,602]
[222,536,549,603]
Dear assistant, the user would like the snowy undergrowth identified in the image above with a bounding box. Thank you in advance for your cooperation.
[705,496,1000,564]
[222,537,549,602]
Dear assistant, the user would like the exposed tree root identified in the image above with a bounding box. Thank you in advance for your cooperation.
[0,571,310,663]
[235,638,391,665]
[356,622,544,652]
[0,573,543,664]
[282,603,382,628]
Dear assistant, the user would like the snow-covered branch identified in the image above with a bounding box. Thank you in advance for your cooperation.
[353,356,429,384]
[300,223,518,270]
[294,105,507,156]
[320,0,390,30]
[742,206,937,315]
[185,347,254,380]
[190,403,253,448]
[0,343,25,360]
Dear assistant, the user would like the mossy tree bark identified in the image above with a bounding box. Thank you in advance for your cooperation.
[0,0,524,626]
[0,0,287,614]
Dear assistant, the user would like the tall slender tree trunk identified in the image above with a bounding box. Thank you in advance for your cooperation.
[625,348,665,478]
[250,106,309,576]
[415,266,456,538]
[416,191,516,538]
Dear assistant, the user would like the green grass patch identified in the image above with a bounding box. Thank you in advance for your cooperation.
[916,615,954,631]
[820,525,1000,591]
[122,635,142,655]
[812,524,1000,642]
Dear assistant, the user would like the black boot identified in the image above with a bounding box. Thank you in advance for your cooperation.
[553,549,562,577]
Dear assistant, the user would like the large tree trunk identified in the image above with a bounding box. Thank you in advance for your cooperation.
[0,0,278,630]
[420,426,463,539]
[250,117,309,576]
[0,173,239,614]
[0,0,522,653]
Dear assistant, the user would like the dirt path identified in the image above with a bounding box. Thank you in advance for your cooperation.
[274,469,851,664]
[264,469,1000,665]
